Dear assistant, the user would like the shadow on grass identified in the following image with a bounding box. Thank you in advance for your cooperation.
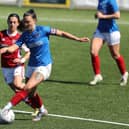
[15,118,31,121]
[0,118,32,125]
[46,79,119,86]
[46,79,90,86]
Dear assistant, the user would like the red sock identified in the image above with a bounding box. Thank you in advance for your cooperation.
[31,93,43,108]
[24,97,37,109]
[115,56,126,75]
[91,55,101,75]
[10,90,28,106]
[24,93,43,109]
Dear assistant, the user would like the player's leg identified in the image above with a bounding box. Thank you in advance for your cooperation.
[26,65,51,121]
[1,64,51,121]
[1,67,25,92]
[109,44,128,86]
[108,31,128,86]
[2,66,25,92]
[7,72,44,109]
[13,66,25,90]
[5,66,40,113]
[25,73,48,121]
[90,37,103,85]
[0,66,38,110]
[1,67,26,111]
[9,66,38,110]
[23,67,47,118]
[30,92,48,121]
[24,84,47,118]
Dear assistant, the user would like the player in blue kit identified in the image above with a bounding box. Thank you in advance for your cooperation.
[0,9,90,121]
[90,0,128,86]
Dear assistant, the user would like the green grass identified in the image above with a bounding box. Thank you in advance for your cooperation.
[0,5,129,129]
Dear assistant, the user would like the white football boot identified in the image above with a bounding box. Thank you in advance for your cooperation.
[120,72,129,86]
[89,74,103,86]
[32,108,48,121]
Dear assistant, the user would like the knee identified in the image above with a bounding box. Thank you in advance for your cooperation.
[90,50,98,57]
[111,53,120,59]
[13,81,25,90]
[90,45,99,56]
[24,85,32,93]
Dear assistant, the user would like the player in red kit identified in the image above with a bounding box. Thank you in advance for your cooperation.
[0,13,30,92]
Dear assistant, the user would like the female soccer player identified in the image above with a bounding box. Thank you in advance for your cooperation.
[0,13,43,117]
[0,9,90,121]
[89,0,128,86]
[0,13,30,91]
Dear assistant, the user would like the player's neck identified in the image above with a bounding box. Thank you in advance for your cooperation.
[28,24,36,33]
[7,29,18,37]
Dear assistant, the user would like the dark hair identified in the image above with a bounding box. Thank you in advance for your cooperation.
[18,19,25,32]
[7,13,23,31]
[23,9,37,20]
[7,13,20,23]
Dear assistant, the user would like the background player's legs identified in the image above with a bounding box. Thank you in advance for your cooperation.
[90,38,103,85]
[109,44,128,86]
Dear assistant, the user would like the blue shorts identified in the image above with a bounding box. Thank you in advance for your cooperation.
[93,29,120,46]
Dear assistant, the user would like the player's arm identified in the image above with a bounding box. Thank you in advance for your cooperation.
[20,44,30,63]
[13,44,30,64]
[20,50,30,63]
[53,29,90,42]
[95,11,120,19]
[0,44,19,54]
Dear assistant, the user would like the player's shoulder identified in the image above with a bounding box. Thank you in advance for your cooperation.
[109,0,117,4]
[36,25,50,30]
[36,25,51,34]
[0,30,8,38]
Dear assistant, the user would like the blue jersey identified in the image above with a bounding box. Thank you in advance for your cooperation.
[16,25,53,66]
[97,0,119,32]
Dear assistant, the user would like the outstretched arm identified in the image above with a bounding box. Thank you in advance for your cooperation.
[55,29,90,42]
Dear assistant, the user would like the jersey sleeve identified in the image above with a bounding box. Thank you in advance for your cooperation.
[21,44,30,52]
[110,0,119,12]
[43,26,57,35]
[15,33,25,47]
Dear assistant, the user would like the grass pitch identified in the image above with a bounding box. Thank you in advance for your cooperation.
[0,5,129,129]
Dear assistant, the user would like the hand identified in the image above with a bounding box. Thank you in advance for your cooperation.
[13,58,25,64]
[77,37,90,42]
[13,58,21,64]
[0,47,8,54]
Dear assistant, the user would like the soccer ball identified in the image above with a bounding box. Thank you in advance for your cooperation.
[0,109,15,123]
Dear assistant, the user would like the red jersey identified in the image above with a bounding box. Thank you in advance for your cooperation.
[0,30,21,68]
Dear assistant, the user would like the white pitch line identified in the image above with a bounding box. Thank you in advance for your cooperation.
[13,110,32,114]
[13,109,129,127]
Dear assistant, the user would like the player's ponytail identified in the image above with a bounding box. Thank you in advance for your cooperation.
[18,19,25,32]
[23,9,37,21]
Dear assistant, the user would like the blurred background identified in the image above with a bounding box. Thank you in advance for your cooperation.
[0,0,129,10]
